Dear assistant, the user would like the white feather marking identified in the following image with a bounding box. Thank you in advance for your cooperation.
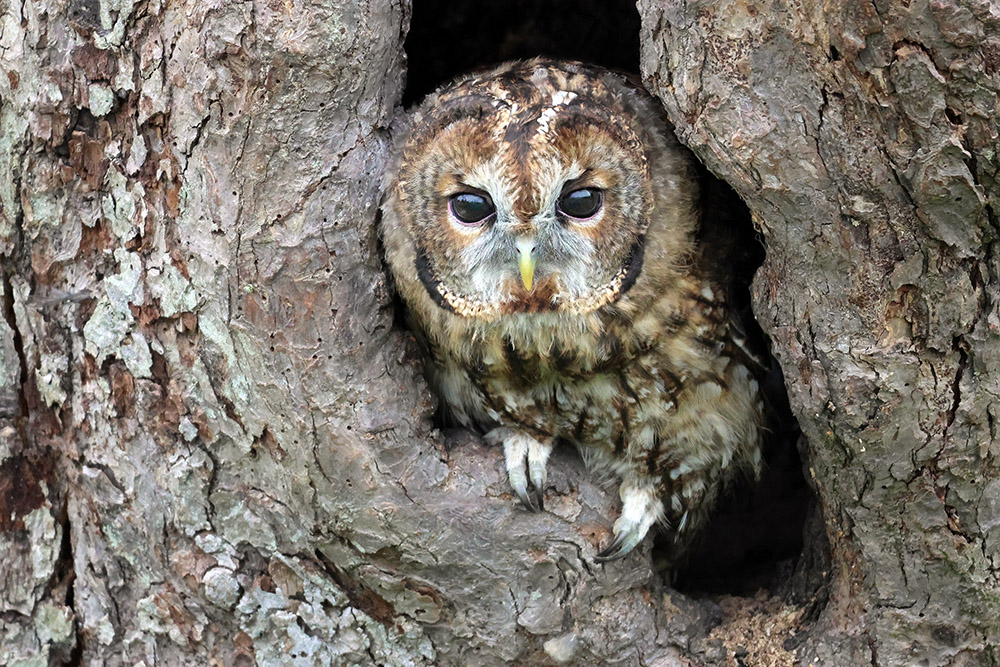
[536,91,577,138]
[699,382,724,400]
[536,106,559,137]
[682,479,705,499]
[671,494,683,513]
[720,449,732,469]
[669,461,694,480]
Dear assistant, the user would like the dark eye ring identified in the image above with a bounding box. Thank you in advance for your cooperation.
[449,192,495,226]
[557,187,603,220]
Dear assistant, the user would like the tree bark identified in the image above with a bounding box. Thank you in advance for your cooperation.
[640,0,1000,663]
[1,0,997,665]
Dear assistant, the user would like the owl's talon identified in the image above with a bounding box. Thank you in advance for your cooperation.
[506,457,532,508]
[532,486,545,512]
[494,429,552,512]
[528,454,547,504]
[515,485,539,512]
[594,483,664,562]
[594,525,645,562]
[594,533,629,562]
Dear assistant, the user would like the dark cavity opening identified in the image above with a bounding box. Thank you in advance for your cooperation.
[667,176,821,604]
[403,0,640,105]
[403,0,824,607]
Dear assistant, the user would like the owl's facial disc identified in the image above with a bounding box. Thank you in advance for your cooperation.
[408,135,648,319]
[398,63,664,321]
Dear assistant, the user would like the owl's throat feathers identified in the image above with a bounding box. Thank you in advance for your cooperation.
[415,239,644,319]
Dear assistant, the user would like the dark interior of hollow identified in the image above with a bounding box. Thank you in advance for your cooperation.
[404,0,818,599]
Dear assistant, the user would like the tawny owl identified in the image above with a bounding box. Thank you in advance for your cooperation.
[381,59,764,562]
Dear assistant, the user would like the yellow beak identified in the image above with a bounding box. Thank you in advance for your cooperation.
[517,238,536,291]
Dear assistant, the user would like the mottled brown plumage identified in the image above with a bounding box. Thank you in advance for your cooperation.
[382,59,763,561]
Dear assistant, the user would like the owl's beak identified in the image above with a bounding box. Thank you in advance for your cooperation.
[516,238,536,291]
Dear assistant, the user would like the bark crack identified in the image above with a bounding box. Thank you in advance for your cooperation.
[198,343,248,432]
[80,460,127,495]
[890,39,950,81]
[1,264,28,425]
[368,448,421,514]
[56,496,81,664]
[551,536,594,576]
[309,411,334,486]
[814,86,831,176]
[267,134,365,235]
[945,335,970,433]
[314,546,398,628]
[184,109,212,162]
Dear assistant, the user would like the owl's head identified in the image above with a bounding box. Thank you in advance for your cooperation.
[383,59,698,324]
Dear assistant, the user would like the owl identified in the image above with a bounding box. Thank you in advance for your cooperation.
[381,59,764,562]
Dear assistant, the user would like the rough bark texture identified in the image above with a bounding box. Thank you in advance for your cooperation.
[1,0,997,665]
[0,1,695,665]
[640,0,1000,663]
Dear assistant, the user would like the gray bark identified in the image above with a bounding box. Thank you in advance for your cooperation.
[640,0,1000,663]
[0,0,997,665]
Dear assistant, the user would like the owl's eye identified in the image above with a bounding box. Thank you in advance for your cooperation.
[557,188,603,220]
[449,193,495,226]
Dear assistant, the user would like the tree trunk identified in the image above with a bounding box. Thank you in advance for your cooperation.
[640,0,1000,663]
[1,0,997,665]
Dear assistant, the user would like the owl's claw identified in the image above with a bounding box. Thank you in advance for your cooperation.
[509,474,543,512]
[517,486,544,512]
[532,486,545,511]
[594,532,630,562]
[528,450,547,511]
[594,523,650,562]
[594,483,663,563]
[492,429,552,512]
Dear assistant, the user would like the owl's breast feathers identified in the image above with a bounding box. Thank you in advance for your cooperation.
[429,268,762,448]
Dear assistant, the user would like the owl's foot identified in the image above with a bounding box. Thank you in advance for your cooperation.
[594,484,663,562]
[487,428,552,512]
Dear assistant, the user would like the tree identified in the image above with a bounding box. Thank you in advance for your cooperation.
[1,0,996,664]
[641,0,1000,662]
